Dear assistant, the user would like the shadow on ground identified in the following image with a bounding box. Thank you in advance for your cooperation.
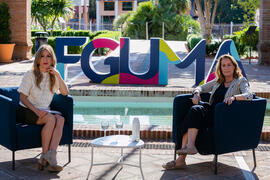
[160,161,259,180]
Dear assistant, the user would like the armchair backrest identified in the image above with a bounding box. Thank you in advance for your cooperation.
[0,87,19,150]
[0,87,20,107]
[214,97,267,154]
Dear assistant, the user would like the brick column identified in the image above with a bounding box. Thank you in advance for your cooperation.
[259,0,270,65]
[0,0,32,60]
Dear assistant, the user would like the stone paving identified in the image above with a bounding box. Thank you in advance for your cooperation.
[0,140,270,180]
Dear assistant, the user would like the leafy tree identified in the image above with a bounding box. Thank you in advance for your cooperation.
[31,0,74,34]
[113,11,134,32]
[115,0,200,40]
[237,0,259,26]
[215,0,245,24]
[194,0,218,43]
[173,0,189,14]
[0,2,11,43]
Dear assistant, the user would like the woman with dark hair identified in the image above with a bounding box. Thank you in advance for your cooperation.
[16,44,69,172]
[162,54,253,170]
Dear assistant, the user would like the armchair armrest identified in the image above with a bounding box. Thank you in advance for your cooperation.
[214,98,267,154]
[50,94,73,134]
[172,93,211,143]
[172,94,193,143]
[0,95,16,150]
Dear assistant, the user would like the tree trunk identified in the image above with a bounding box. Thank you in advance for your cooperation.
[84,0,88,30]
[195,0,205,35]
[50,17,57,37]
[195,0,218,44]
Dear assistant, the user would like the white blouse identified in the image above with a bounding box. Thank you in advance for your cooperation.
[18,70,60,110]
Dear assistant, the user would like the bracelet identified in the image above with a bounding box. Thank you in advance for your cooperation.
[193,91,199,95]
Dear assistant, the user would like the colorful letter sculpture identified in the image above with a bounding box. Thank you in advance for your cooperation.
[55,37,246,86]
[55,37,206,85]
[55,37,89,79]
[204,39,247,84]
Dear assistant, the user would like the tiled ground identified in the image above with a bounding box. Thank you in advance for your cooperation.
[0,140,270,180]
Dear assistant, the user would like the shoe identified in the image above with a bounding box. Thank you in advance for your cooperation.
[176,146,198,155]
[162,160,187,170]
[37,153,48,171]
[43,150,63,172]
[47,164,63,172]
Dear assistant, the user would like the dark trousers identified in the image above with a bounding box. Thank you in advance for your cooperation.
[176,104,214,150]
[182,104,214,133]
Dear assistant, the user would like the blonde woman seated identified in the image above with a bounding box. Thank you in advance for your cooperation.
[16,45,69,172]
[163,54,253,170]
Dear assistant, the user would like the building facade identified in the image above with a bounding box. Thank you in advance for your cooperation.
[96,0,137,26]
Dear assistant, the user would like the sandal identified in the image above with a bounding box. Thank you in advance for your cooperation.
[162,160,187,170]
[176,146,198,155]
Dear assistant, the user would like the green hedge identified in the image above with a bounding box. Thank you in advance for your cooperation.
[31,30,92,37]
[31,30,121,56]
[187,31,252,56]
[187,34,202,50]
[187,34,222,56]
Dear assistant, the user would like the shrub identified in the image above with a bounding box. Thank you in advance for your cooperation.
[206,41,222,56]
[187,34,203,50]
[223,34,247,56]
[0,2,11,43]
[121,0,199,41]
[187,34,222,56]
[234,26,259,50]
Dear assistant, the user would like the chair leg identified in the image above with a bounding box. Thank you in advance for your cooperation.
[12,151,15,170]
[68,144,71,163]
[252,148,256,168]
[214,155,218,175]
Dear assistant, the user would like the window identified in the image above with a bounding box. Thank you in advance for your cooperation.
[103,16,115,23]
[122,2,132,11]
[104,2,114,11]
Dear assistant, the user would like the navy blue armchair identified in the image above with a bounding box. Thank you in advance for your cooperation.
[172,93,267,174]
[0,87,73,170]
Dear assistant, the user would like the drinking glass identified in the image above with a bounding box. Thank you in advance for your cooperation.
[101,121,109,137]
[115,121,123,135]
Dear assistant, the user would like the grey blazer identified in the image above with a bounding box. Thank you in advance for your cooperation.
[194,77,253,105]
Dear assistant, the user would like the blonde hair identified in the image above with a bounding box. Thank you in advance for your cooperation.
[33,44,56,93]
[215,54,242,84]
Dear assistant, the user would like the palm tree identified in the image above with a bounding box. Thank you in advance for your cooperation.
[31,0,74,34]
[50,0,74,34]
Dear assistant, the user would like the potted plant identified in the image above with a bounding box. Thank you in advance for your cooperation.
[0,2,15,63]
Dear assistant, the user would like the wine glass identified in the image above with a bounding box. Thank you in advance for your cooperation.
[115,121,123,135]
[101,121,109,137]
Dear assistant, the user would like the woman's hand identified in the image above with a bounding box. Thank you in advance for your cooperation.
[224,96,235,105]
[191,94,200,105]
[47,66,60,77]
[37,110,48,119]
